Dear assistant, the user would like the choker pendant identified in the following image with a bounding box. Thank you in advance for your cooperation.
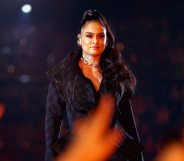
[80,57,99,68]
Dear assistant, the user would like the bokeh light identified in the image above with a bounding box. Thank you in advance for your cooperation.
[21,4,32,13]
[0,103,5,119]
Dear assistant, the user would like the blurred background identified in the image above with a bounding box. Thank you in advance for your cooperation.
[0,0,183,161]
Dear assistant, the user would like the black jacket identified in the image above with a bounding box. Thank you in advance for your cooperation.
[45,49,144,161]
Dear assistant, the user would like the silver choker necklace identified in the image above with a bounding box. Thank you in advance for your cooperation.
[80,56,99,68]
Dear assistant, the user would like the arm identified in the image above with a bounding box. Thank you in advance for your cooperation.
[45,82,66,161]
[118,98,144,161]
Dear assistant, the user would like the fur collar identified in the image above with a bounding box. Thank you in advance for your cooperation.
[46,48,132,106]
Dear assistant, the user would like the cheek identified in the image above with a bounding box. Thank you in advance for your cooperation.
[82,38,91,46]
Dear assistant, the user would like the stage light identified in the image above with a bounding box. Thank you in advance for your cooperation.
[21,4,32,13]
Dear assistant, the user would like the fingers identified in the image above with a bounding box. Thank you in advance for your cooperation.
[91,94,115,133]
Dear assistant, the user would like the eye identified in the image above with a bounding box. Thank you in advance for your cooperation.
[86,34,93,38]
[99,34,105,39]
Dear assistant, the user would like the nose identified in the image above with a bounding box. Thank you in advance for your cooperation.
[92,36,98,44]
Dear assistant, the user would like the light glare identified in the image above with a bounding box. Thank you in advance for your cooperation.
[21,4,32,13]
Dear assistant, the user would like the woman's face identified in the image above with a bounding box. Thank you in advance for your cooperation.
[79,21,107,57]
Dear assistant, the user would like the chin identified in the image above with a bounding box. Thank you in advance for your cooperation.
[89,51,104,56]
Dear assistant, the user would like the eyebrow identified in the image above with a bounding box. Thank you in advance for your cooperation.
[84,32,105,35]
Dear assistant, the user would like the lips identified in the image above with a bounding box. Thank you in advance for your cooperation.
[91,46,100,49]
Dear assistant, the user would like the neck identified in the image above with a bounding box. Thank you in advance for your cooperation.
[81,52,101,67]
[82,52,101,64]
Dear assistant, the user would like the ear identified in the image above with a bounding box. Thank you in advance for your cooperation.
[77,34,81,46]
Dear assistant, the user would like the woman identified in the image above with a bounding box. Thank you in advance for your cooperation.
[45,9,144,161]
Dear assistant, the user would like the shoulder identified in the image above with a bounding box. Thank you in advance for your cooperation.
[46,49,81,80]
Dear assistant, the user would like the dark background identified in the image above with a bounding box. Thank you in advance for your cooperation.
[0,0,183,161]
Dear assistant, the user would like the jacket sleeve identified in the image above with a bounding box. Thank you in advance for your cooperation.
[45,82,66,161]
[118,98,144,161]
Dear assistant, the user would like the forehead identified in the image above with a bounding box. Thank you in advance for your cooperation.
[81,21,106,34]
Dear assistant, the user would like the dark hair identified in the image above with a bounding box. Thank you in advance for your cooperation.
[79,9,115,48]
[79,9,136,92]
